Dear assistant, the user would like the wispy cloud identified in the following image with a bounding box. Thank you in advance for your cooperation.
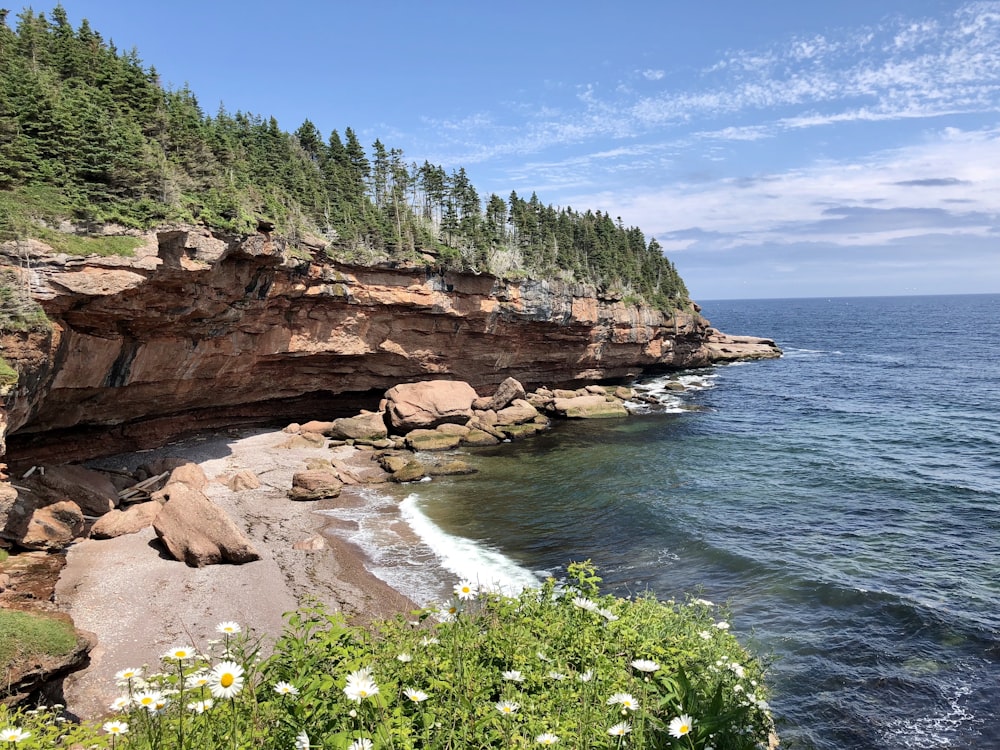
[416,2,1000,166]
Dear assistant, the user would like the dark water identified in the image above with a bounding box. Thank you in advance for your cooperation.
[337,294,1000,749]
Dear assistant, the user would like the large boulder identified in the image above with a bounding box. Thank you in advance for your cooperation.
[287,470,343,501]
[20,501,85,550]
[489,377,527,411]
[90,501,161,539]
[551,394,629,419]
[495,399,540,426]
[164,463,207,490]
[152,483,260,567]
[329,412,389,442]
[384,380,478,431]
[37,465,118,516]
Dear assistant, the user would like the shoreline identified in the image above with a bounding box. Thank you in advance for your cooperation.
[55,429,421,721]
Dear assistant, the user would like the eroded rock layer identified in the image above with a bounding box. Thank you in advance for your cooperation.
[0,227,779,464]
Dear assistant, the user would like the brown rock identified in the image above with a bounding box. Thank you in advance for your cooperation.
[90,501,161,539]
[499,422,547,440]
[489,377,526,410]
[385,380,478,431]
[553,388,582,399]
[279,432,327,449]
[287,470,343,501]
[404,429,463,452]
[152,483,260,567]
[379,454,412,474]
[390,461,429,483]
[436,423,471,437]
[429,460,477,476]
[329,412,389,441]
[463,428,501,446]
[227,470,260,492]
[140,457,190,478]
[165,463,207,490]
[495,399,540,426]
[37,465,118,516]
[300,420,336,434]
[551,394,628,419]
[292,534,327,551]
[21,501,85,550]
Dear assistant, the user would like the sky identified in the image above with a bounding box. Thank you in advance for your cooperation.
[20,0,1000,299]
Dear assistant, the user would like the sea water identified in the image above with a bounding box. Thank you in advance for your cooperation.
[321,294,1000,750]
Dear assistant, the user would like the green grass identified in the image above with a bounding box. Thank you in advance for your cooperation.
[0,609,80,670]
[30,225,143,257]
[0,357,17,393]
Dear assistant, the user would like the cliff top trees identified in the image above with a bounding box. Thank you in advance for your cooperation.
[0,6,688,309]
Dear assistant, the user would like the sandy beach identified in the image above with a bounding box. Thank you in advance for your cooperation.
[54,429,419,720]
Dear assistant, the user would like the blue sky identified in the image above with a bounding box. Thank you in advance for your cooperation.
[24,1,1000,299]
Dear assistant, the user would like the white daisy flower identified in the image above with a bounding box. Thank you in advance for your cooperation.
[536,732,559,745]
[630,658,659,673]
[216,621,242,635]
[274,681,299,696]
[495,699,520,716]
[102,720,128,736]
[208,661,245,699]
[607,692,639,711]
[343,669,379,702]
[607,721,632,736]
[668,714,695,738]
[403,687,429,702]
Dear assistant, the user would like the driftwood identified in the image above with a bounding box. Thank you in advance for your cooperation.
[117,471,169,503]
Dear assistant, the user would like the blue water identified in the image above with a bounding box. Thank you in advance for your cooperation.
[331,294,1000,749]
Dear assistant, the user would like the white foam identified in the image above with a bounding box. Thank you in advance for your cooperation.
[880,678,980,748]
[399,493,542,596]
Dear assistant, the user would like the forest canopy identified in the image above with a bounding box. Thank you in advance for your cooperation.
[0,6,689,309]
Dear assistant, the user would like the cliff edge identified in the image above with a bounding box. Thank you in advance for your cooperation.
[0,226,779,465]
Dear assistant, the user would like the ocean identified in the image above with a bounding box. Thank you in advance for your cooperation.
[321,293,1000,750]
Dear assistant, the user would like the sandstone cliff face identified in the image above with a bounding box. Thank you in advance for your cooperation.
[0,227,779,464]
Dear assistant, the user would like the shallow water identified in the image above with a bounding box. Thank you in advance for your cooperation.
[323,294,1000,750]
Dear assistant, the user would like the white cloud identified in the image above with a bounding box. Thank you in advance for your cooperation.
[640,69,665,81]
[563,127,1000,251]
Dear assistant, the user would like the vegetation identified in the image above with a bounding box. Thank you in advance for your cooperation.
[0,6,688,310]
[0,609,79,673]
[0,564,771,749]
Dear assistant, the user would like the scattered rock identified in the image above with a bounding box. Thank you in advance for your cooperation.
[227,470,260,492]
[89,501,161,539]
[495,399,539,426]
[21,501,85,550]
[550,394,628,419]
[299,420,336,435]
[404,429,463,452]
[499,423,547,440]
[463,428,501,446]
[152,483,260,567]
[164,462,207,491]
[390,460,429,483]
[287,470,343,501]
[279,433,326,449]
[37,465,118,516]
[292,534,327,551]
[488,377,526,411]
[428,460,477,476]
[329,412,389,442]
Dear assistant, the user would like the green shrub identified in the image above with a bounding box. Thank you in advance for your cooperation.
[0,564,772,749]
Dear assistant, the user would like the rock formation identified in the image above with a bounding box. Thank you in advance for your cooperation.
[0,226,780,466]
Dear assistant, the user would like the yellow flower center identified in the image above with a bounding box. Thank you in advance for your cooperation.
[679,723,689,734]
[221,674,234,688]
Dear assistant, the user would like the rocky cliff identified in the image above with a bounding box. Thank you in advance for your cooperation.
[0,227,779,466]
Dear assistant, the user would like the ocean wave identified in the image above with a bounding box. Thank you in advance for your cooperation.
[398,493,542,596]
